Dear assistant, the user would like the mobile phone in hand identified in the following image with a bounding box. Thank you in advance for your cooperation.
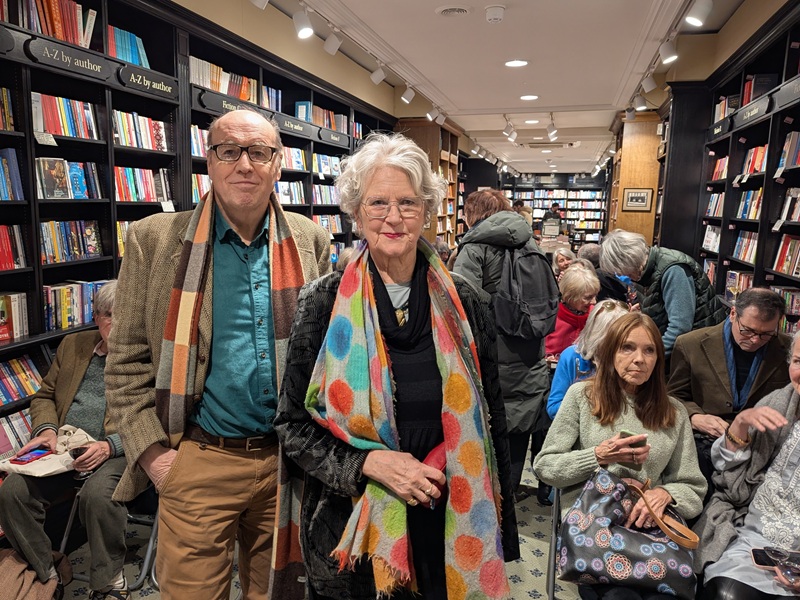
[751,547,800,569]
[619,429,646,471]
[9,447,52,464]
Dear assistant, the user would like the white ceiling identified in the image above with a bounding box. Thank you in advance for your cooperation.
[267,0,747,174]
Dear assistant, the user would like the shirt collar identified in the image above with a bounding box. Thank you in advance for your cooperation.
[214,205,270,245]
[93,341,107,357]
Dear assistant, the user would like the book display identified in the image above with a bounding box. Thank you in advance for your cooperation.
[0,0,394,421]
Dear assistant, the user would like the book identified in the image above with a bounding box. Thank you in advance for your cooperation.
[67,161,89,199]
[36,158,71,199]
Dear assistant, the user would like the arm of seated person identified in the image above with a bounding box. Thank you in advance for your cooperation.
[72,440,115,472]
[15,428,57,456]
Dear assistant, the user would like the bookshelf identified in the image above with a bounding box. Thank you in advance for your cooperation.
[0,0,394,435]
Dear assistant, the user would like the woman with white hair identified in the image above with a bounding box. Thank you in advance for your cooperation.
[552,247,576,281]
[600,229,725,356]
[545,262,600,360]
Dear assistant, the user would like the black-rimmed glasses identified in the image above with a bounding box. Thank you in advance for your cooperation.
[735,315,778,340]
[209,144,278,164]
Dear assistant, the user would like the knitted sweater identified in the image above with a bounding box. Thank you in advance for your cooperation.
[533,380,707,519]
[545,302,590,357]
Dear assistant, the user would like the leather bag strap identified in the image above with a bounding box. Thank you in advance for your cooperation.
[628,484,700,550]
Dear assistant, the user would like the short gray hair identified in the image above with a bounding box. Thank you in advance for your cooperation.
[559,264,600,307]
[552,247,576,274]
[577,243,601,268]
[93,280,117,316]
[576,299,630,361]
[600,229,649,277]
[336,132,446,227]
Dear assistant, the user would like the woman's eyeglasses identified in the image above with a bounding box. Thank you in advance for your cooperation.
[362,198,423,220]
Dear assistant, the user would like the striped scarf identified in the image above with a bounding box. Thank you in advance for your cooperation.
[154,189,306,598]
[305,239,510,598]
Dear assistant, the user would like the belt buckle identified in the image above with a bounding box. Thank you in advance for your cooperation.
[245,436,261,451]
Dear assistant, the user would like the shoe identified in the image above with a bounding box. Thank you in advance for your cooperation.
[88,578,130,599]
[537,483,553,507]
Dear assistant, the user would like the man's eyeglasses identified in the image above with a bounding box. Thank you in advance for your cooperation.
[735,316,778,340]
[209,144,278,164]
[362,198,423,220]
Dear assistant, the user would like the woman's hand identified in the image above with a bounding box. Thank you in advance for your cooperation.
[72,441,112,472]
[15,429,58,456]
[362,450,446,507]
[774,566,800,591]
[594,432,650,467]
[625,486,673,529]
[690,413,728,438]
[728,406,788,446]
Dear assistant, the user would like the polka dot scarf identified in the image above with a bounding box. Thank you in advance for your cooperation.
[304,239,510,598]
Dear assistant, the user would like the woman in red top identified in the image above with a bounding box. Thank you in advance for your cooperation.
[545,262,599,360]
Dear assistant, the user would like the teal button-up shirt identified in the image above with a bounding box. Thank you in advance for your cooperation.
[190,208,277,437]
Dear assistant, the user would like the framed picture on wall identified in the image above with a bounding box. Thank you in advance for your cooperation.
[622,188,653,212]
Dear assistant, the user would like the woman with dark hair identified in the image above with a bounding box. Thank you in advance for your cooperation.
[453,188,552,494]
[534,312,706,600]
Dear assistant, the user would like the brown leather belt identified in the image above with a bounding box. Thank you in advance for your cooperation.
[184,424,277,451]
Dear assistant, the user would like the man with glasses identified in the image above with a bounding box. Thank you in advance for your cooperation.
[106,109,330,599]
[667,287,790,502]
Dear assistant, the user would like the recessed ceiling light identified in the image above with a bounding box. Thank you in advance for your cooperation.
[541,149,552,153]
[505,59,528,68]
[520,95,539,101]
[533,136,543,140]
[524,119,539,124]
[550,165,558,168]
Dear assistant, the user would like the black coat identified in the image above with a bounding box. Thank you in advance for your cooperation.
[274,269,519,600]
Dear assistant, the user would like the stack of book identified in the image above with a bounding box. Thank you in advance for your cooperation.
[703,259,717,286]
[42,279,111,331]
[281,147,307,171]
[114,166,171,202]
[312,184,340,206]
[0,148,24,201]
[0,293,28,341]
[35,158,102,200]
[740,145,768,175]
[112,110,169,151]
[311,153,342,177]
[0,225,27,271]
[22,0,97,48]
[39,219,102,264]
[260,85,282,113]
[772,234,800,277]
[274,181,305,204]
[0,356,41,402]
[107,25,150,68]
[713,94,741,122]
[0,88,14,131]
[732,231,758,263]
[742,73,779,105]
[293,103,347,131]
[705,192,724,217]
[188,57,257,104]
[190,125,208,158]
[30,92,99,139]
[735,188,763,219]
[778,188,800,223]
[711,156,728,181]
[777,131,800,170]
[702,224,721,252]
[352,122,365,140]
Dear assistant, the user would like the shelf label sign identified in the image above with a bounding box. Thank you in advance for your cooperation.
[317,128,349,147]
[0,26,14,55]
[707,118,730,141]
[774,78,800,109]
[732,95,771,129]
[198,89,270,119]
[117,65,178,100]
[278,116,314,140]
[25,38,111,81]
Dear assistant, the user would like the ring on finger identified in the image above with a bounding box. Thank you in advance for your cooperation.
[425,484,434,496]
[408,498,418,507]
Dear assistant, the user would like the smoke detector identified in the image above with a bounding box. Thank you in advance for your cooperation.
[485,5,505,23]
[435,6,471,17]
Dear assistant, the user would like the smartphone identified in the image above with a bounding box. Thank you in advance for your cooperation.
[751,548,800,570]
[619,430,647,471]
[9,448,52,465]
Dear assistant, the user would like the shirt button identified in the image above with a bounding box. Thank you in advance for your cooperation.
[263,388,269,395]
[260,351,266,359]
[198,355,206,364]
[255,283,260,290]
[257,318,263,326]
[244,254,248,260]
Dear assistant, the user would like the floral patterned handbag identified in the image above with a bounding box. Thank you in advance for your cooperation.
[557,468,699,600]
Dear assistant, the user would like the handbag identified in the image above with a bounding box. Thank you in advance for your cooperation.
[557,468,699,600]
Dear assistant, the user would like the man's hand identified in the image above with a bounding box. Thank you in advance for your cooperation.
[362,450,446,507]
[72,441,112,472]
[15,429,58,457]
[690,413,728,438]
[138,444,178,492]
[625,487,673,529]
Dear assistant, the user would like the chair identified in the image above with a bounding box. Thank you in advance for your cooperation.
[59,485,159,590]
[545,488,561,600]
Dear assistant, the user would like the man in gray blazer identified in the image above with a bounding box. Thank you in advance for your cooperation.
[668,287,790,500]
[105,109,330,599]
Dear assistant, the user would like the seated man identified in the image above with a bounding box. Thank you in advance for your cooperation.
[0,281,129,600]
[668,287,790,501]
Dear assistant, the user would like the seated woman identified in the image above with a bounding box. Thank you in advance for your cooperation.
[546,299,630,420]
[0,282,128,600]
[545,262,600,361]
[275,132,519,600]
[694,330,800,599]
[534,312,707,600]
[552,247,576,281]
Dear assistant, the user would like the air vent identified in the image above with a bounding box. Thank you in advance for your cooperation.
[435,6,471,17]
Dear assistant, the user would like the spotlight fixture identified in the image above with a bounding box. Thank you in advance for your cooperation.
[508,129,518,143]
[659,40,678,64]
[547,125,557,142]
[426,107,439,121]
[401,85,415,104]
[249,0,269,9]
[633,94,647,111]
[625,107,636,120]
[502,164,509,172]
[641,75,658,94]
[471,143,480,154]
[370,65,386,85]
[502,121,514,137]
[293,10,313,39]
[477,147,487,158]
[323,32,342,55]
[435,113,446,125]
[685,0,712,27]
[609,148,616,155]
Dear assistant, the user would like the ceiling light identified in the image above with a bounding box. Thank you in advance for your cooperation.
[249,0,269,9]
[427,107,439,121]
[633,94,647,111]
[641,75,658,93]
[547,122,557,137]
[507,130,518,142]
[609,148,616,155]
[685,0,713,27]
[505,59,528,68]
[323,32,342,55]
[401,85,415,104]
[659,40,678,64]
[293,10,313,39]
[525,119,539,124]
[548,131,558,142]
[502,164,509,172]
[502,122,513,136]
[471,143,480,154]
[520,95,539,101]
[533,136,543,140]
[477,148,487,158]
[625,107,636,120]
[435,113,446,125]
[541,149,552,154]
[370,65,386,85]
